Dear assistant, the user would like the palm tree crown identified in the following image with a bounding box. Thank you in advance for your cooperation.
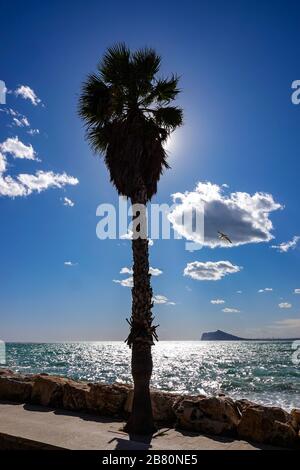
[79,43,183,200]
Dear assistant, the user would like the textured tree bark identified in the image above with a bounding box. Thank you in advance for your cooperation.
[124,185,157,436]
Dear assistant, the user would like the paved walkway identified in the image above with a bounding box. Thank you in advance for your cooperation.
[0,402,274,450]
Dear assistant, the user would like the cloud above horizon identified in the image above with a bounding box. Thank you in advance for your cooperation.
[278,302,292,309]
[120,266,162,276]
[258,287,273,293]
[114,265,162,287]
[0,136,36,160]
[210,299,225,304]
[271,236,300,253]
[222,307,240,313]
[0,138,78,198]
[152,294,175,305]
[0,171,78,197]
[15,85,41,106]
[62,197,75,207]
[184,260,242,281]
[0,108,39,134]
[113,277,134,287]
[114,268,174,304]
[168,182,282,248]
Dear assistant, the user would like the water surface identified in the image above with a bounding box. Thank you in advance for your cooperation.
[5,341,300,410]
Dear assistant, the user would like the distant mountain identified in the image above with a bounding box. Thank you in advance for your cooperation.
[201,329,300,341]
[201,330,245,341]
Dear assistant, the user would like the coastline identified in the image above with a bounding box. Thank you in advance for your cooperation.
[5,340,299,411]
[0,368,299,449]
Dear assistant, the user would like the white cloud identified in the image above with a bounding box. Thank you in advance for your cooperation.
[120,266,162,276]
[0,136,35,160]
[278,302,292,309]
[113,277,133,288]
[120,267,132,275]
[0,108,30,128]
[0,171,79,198]
[271,236,300,253]
[15,85,41,106]
[0,152,6,174]
[62,197,74,207]
[0,108,17,117]
[18,172,78,193]
[236,290,242,294]
[64,261,78,267]
[168,182,282,248]
[294,289,300,294]
[0,175,27,197]
[222,307,240,313]
[116,266,163,287]
[13,116,30,127]
[149,267,163,276]
[114,269,174,303]
[211,299,225,304]
[152,294,175,305]
[258,287,273,293]
[184,260,242,281]
[27,129,40,136]
[0,98,78,200]
[120,230,154,246]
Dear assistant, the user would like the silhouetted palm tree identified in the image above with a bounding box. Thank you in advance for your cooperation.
[79,43,183,435]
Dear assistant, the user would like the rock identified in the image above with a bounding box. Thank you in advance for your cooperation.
[0,368,15,376]
[62,380,89,411]
[235,398,257,414]
[291,409,300,430]
[31,375,69,407]
[125,388,181,423]
[237,404,298,448]
[272,421,299,447]
[173,395,240,435]
[0,371,33,402]
[151,390,182,423]
[86,382,131,416]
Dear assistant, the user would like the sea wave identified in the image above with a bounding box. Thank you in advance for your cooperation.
[5,340,300,410]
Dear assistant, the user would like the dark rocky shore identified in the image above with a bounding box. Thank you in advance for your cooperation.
[0,368,299,449]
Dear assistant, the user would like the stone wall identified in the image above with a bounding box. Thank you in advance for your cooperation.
[0,368,299,448]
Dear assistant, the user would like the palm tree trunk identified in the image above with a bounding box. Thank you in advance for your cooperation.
[124,185,157,436]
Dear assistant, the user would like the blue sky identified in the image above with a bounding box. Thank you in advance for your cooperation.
[1,0,300,341]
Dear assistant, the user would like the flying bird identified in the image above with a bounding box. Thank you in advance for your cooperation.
[218,231,232,244]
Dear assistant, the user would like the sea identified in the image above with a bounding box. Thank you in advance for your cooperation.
[4,340,300,411]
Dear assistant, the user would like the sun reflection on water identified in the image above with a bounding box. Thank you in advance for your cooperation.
[6,340,300,410]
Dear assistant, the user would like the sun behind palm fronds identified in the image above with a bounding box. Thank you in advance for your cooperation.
[79,43,183,201]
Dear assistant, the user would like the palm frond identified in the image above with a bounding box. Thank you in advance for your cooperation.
[132,48,161,81]
[151,75,180,104]
[152,106,183,130]
[86,124,111,154]
[99,43,131,85]
[78,73,111,126]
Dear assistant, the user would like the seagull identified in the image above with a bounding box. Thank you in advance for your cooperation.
[218,231,232,244]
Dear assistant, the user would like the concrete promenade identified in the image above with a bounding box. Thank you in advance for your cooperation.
[0,401,277,450]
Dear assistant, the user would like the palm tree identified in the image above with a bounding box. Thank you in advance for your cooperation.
[79,43,183,435]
